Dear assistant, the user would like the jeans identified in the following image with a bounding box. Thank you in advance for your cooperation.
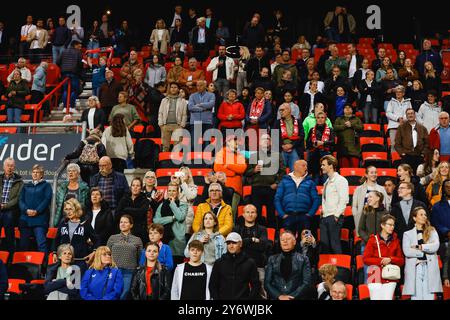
[282,214,311,238]
[236,72,248,96]
[92,87,100,97]
[282,149,300,172]
[52,45,65,64]
[363,102,378,123]
[62,73,80,110]
[0,210,15,254]
[361,244,368,283]
[87,40,100,58]
[214,78,230,97]
[120,268,135,300]
[325,28,341,43]
[320,215,344,254]
[411,263,435,300]
[7,108,22,123]
[19,224,48,253]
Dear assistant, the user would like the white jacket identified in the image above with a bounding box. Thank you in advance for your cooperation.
[322,172,349,218]
[386,97,412,130]
[206,56,235,81]
[416,102,441,133]
[171,262,212,300]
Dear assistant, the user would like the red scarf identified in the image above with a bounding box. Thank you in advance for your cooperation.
[249,98,265,118]
[280,117,300,140]
[311,124,331,149]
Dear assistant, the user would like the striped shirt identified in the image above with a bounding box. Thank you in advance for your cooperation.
[1,176,13,205]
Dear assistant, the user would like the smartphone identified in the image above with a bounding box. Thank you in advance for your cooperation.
[174,171,185,178]
[304,230,311,237]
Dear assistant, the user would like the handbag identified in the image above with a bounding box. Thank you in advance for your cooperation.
[375,235,401,280]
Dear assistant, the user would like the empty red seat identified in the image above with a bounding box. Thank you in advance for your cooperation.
[358,284,370,300]
[8,279,26,294]
[0,251,9,264]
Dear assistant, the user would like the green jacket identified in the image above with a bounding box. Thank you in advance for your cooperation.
[0,173,24,217]
[6,80,30,109]
[302,113,333,141]
[325,57,349,78]
[54,180,90,226]
[334,115,363,158]
[245,152,286,187]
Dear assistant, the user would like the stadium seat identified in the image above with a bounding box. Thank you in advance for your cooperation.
[362,152,390,168]
[360,124,382,137]
[156,168,179,186]
[10,251,45,282]
[377,43,394,50]
[346,284,353,300]
[158,152,183,168]
[398,43,415,52]
[355,255,365,285]
[267,228,276,243]
[0,251,9,264]
[340,168,365,185]
[359,38,374,45]
[46,63,61,87]
[191,168,213,186]
[391,152,402,168]
[443,286,450,300]
[376,168,397,185]
[360,137,385,152]
[318,254,352,283]
[243,186,252,199]
[358,284,370,300]
[8,279,26,295]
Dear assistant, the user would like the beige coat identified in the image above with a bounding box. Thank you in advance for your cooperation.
[158,96,188,127]
[27,28,49,49]
[150,29,170,55]
[323,12,356,34]
[101,126,134,161]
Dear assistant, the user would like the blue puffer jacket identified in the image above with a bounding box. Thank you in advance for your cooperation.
[19,180,52,227]
[431,197,450,240]
[80,267,123,300]
[274,174,321,218]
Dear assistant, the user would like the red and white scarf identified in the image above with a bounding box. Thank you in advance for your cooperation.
[280,117,300,140]
[249,98,265,118]
[311,124,331,149]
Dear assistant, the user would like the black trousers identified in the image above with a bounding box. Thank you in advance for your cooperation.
[111,158,127,173]
[400,154,424,173]
[319,215,344,254]
[251,186,277,229]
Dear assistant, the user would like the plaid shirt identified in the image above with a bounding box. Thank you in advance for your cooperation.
[98,175,116,209]
[1,176,14,205]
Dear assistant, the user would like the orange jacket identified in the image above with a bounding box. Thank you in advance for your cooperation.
[214,147,247,196]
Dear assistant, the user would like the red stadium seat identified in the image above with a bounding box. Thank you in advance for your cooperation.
[361,124,382,137]
[360,137,385,152]
[340,168,365,185]
[243,186,252,198]
[8,279,26,294]
[318,254,352,283]
[46,228,58,239]
[358,284,370,300]
[267,228,276,242]
[359,38,374,45]
[346,284,353,300]
[46,63,61,87]
[443,286,450,300]
[398,43,415,52]
[362,152,389,168]
[0,251,9,264]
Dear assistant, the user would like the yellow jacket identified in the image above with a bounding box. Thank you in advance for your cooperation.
[192,199,233,237]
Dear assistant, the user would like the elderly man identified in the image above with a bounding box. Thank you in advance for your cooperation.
[325,47,348,78]
[0,158,23,254]
[120,50,144,90]
[209,232,260,300]
[394,108,429,172]
[415,39,443,76]
[330,281,347,300]
[179,57,205,94]
[90,156,129,214]
[188,80,215,148]
[265,230,312,300]
[7,58,32,83]
[192,182,233,237]
[99,69,123,119]
[429,112,450,162]
[191,17,214,62]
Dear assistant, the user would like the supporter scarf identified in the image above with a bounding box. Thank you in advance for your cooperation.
[311,124,331,149]
[249,98,265,118]
[280,117,300,140]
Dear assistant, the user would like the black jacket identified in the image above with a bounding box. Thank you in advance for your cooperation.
[209,252,260,300]
[245,56,271,84]
[324,76,350,97]
[191,26,214,50]
[299,92,328,121]
[358,79,382,110]
[115,193,150,243]
[241,22,266,50]
[391,199,428,240]
[391,176,428,207]
[53,26,71,47]
[0,260,7,299]
[250,76,274,95]
[58,47,83,76]
[233,224,271,268]
[54,218,99,259]
[264,251,312,300]
[170,27,189,46]
[406,88,427,112]
[85,200,115,246]
[80,108,106,131]
[44,262,80,299]
[131,264,171,300]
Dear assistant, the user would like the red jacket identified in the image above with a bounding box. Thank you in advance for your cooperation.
[363,233,404,283]
[429,127,440,151]
[217,101,246,129]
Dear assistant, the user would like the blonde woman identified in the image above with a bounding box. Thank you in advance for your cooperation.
[422,61,441,95]
[80,246,124,300]
[236,46,250,96]
[317,263,338,300]
[143,170,164,213]
[149,19,170,56]
[426,161,450,206]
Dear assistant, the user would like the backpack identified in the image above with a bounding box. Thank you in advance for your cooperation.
[133,138,158,170]
[79,140,100,164]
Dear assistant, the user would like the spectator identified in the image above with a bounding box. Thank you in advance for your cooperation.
[299,229,319,278]
[429,112,450,162]
[86,20,101,57]
[304,70,325,96]
[99,14,114,47]
[64,129,106,185]
[54,163,89,227]
[0,158,23,254]
[394,50,407,70]
[275,159,320,235]
[323,6,343,42]
[144,55,166,89]
[19,15,36,57]
[376,57,398,83]
[172,240,212,300]
[215,20,230,46]
[384,178,397,210]
[129,69,153,125]
[406,80,427,112]
[291,35,311,51]
[191,17,214,62]
[328,86,354,122]
[107,215,143,300]
[80,246,123,300]
[330,281,347,300]
[44,244,81,300]
[206,45,235,97]
[265,230,312,300]
[185,211,226,266]
[317,263,338,300]
[236,46,251,96]
[352,58,371,90]
[320,155,349,254]
[245,87,272,130]
[421,61,441,96]
[347,43,363,80]
[131,242,171,300]
[200,172,234,207]
[31,61,48,107]
[398,58,420,87]
[143,171,164,214]
[391,181,427,241]
[209,232,260,299]
[272,50,298,88]
[179,57,205,95]
[415,39,443,76]
[54,198,98,272]
[324,65,350,97]
[102,114,134,173]
[381,68,402,112]
[0,21,8,64]
[238,87,251,109]
[187,80,215,146]
[394,108,429,172]
[85,187,114,246]
[241,15,266,51]
[324,47,348,78]
[417,149,440,186]
[306,112,335,181]
[273,104,305,171]
[25,17,47,63]
[120,51,144,90]
[90,156,129,215]
[153,183,188,263]
[99,69,123,120]
[168,42,185,63]
[372,47,387,73]
[358,191,389,246]
[69,21,84,44]
[80,96,106,133]
[166,57,185,86]
[149,19,170,56]
[302,102,333,141]
[170,19,188,50]
[205,8,217,32]
[18,164,52,253]
[233,204,270,298]
[276,91,300,121]
[109,91,141,130]
[416,90,441,133]
[425,162,450,206]
[245,46,271,85]
[193,183,233,237]
[89,56,107,97]
[274,70,297,104]
[58,40,83,112]
[402,207,442,300]
[5,70,30,123]
[386,85,412,152]
[217,89,245,135]
[353,166,390,236]
[392,164,428,206]
[138,224,174,271]
[250,67,274,95]
[334,104,363,168]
